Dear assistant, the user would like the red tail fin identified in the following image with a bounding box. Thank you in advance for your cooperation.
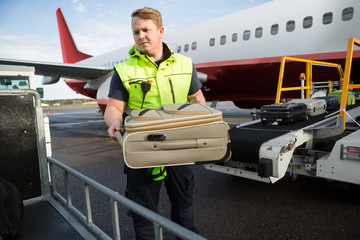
[56,8,92,63]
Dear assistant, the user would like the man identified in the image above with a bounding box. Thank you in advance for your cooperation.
[104,7,205,240]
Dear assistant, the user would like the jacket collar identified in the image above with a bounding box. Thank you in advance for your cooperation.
[128,42,175,62]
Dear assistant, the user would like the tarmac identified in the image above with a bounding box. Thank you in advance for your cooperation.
[46,103,360,240]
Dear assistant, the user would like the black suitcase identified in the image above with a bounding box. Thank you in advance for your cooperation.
[313,96,339,110]
[260,102,307,124]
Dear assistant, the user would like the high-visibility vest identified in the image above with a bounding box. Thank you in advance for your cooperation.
[114,44,192,109]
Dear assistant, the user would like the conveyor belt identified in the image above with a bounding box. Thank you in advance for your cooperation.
[230,103,360,164]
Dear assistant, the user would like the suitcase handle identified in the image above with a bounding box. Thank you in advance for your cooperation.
[147,134,166,141]
[115,131,124,147]
[139,109,152,116]
[161,139,198,150]
[177,104,192,110]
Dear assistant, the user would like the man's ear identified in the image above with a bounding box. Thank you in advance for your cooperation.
[159,26,164,37]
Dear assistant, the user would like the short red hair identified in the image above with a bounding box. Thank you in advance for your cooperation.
[131,7,163,28]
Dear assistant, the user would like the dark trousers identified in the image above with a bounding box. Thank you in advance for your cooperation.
[125,165,197,240]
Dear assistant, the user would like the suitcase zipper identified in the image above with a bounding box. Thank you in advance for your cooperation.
[168,77,176,103]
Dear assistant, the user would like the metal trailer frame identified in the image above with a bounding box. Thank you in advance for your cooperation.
[205,107,360,184]
[204,38,360,186]
[0,89,206,240]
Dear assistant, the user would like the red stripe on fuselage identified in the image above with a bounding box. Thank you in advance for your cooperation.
[194,50,360,108]
[94,49,360,110]
[195,50,360,68]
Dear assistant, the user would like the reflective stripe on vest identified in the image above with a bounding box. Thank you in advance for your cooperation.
[114,45,192,109]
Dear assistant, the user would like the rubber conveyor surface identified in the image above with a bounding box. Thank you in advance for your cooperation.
[16,201,84,240]
[230,110,339,164]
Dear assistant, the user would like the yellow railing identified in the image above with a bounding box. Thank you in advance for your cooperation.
[275,57,343,104]
[275,37,360,130]
[339,37,360,129]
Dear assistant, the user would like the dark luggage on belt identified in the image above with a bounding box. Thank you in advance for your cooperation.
[313,96,339,110]
[288,99,326,117]
[260,102,307,124]
[329,90,356,105]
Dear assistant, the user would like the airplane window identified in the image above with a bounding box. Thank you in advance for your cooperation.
[271,24,279,35]
[209,38,215,47]
[303,16,313,29]
[255,27,263,38]
[177,46,181,53]
[184,44,189,52]
[191,42,197,50]
[232,33,238,42]
[243,30,250,41]
[342,7,354,21]
[220,35,226,45]
[286,20,295,32]
[323,12,333,25]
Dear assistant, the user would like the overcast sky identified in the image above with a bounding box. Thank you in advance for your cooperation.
[0,0,271,99]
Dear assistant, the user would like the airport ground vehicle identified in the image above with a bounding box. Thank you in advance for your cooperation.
[0,65,205,240]
[0,65,43,95]
[205,38,360,188]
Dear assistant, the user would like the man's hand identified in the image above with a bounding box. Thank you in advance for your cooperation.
[104,98,126,139]
[107,121,122,139]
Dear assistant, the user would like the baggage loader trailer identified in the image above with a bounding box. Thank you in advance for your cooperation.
[205,38,360,187]
[206,107,360,184]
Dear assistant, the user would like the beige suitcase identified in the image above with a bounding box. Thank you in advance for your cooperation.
[115,103,230,168]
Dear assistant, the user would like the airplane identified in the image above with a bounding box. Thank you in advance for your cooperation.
[1,0,360,113]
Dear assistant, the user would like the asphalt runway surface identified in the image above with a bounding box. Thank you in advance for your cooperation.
[46,104,360,240]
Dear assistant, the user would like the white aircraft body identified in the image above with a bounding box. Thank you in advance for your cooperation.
[1,0,360,111]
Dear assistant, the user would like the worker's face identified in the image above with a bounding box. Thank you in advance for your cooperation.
[131,16,164,57]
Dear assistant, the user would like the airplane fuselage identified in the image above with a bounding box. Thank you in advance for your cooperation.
[65,0,360,111]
